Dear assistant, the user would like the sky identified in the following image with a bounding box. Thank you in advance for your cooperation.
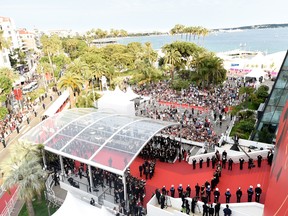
[1,0,288,33]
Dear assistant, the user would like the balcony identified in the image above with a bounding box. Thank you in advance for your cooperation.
[58,173,119,209]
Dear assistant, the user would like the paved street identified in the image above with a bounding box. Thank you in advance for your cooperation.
[0,90,60,216]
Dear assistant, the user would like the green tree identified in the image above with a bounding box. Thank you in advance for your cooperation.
[57,71,85,108]
[0,67,19,82]
[36,62,54,88]
[192,52,226,87]
[62,38,88,60]
[162,46,181,81]
[40,34,63,79]
[67,58,91,90]
[52,54,71,78]
[119,29,128,37]
[0,107,8,119]
[1,141,47,216]
[256,85,269,101]
[0,76,13,103]
[76,90,100,108]
[94,28,108,39]
[142,42,158,64]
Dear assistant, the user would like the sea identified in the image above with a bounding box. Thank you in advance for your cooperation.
[117,27,288,54]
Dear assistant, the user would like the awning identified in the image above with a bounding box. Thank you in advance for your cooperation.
[43,90,69,117]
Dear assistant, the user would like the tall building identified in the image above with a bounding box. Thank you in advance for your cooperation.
[17,28,37,52]
[253,50,288,142]
[0,16,20,68]
[0,16,20,49]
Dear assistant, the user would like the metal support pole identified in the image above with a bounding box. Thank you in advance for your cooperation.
[122,173,127,203]
[88,165,93,193]
[42,149,47,169]
[59,156,64,179]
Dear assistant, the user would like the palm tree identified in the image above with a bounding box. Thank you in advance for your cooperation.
[67,58,91,90]
[143,42,158,64]
[36,62,53,88]
[40,35,62,79]
[1,141,47,216]
[119,29,128,37]
[162,45,181,81]
[58,71,85,108]
[194,52,226,88]
[90,62,105,89]
[0,67,19,82]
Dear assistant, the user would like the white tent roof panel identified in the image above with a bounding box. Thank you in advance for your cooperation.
[53,192,115,216]
[43,90,70,117]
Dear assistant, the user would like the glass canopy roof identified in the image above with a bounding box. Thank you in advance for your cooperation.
[20,108,178,175]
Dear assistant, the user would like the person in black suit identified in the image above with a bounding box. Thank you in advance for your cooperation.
[195,183,200,197]
[247,186,254,202]
[255,184,262,202]
[202,203,209,216]
[228,158,233,170]
[267,150,273,166]
[236,187,242,203]
[193,158,196,169]
[160,194,165,209]
[207,157,210,167]
[191,197,198,213]
[199,158,203,168]
[214,202,221,216]
[214,188,220,203]
[170,185,175,197]
[139,165,143,177]
[209,204,214,216]
[211,156,216,169]
[257,155,263,168]
[239,157,244,170]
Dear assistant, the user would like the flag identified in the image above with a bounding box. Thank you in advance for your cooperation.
[13,89,22,100]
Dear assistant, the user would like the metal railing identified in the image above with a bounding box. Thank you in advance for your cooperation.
[0,187,19,216]
[44,191,64,207]
[45,174,55,196]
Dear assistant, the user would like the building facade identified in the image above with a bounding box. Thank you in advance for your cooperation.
[253,50,288,142]
[17,28,37,53]
[0,16,20,68]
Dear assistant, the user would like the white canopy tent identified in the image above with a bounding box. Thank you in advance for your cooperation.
[53,192,115,216]
[43,90,70,117]
[244,69,267,81]
[98,86,135,116]
[125,86,140,100]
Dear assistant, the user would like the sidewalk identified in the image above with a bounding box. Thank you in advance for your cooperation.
[0,90,60,215]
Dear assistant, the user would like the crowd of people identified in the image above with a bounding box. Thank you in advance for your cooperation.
[133,78,245,145]
[139,136,180,163]
[49,156,146,216]
[150,147,267,215]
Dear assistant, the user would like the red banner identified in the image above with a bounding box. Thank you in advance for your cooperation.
[13,89,22,101]
[264,101,288,216]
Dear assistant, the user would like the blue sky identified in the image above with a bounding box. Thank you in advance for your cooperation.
[1,0,288,32]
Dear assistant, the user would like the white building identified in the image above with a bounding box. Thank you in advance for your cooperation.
[0,16,20,68]
[0,16,20,50]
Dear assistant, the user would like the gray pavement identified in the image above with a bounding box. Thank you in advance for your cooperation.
[0,90,60,215]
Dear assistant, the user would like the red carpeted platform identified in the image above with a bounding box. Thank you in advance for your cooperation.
[130,157,271,206]
[0,187,17,213]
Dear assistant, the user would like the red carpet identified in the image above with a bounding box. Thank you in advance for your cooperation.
[0,187,17,213]
[130,157,271,206]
